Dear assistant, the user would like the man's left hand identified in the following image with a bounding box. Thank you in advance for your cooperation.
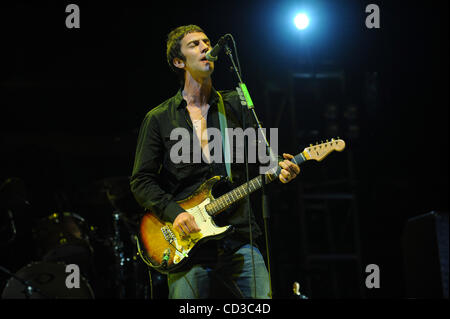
[279,153,300,184]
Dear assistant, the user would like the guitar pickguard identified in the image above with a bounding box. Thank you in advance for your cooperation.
[165,197,232,264]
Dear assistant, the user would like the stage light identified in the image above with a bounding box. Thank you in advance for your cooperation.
[294,13,309,30]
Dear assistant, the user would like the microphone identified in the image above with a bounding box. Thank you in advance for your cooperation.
[206,34,229,61]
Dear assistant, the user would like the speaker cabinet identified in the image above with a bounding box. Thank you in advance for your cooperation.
[402,211,448,298]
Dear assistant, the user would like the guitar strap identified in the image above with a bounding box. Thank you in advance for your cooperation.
[216,91,233,183]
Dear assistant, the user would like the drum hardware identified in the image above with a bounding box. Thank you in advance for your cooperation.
[1,178,97,298]
[100,177,148,298]
[0,177,31,210]
[110,209,142,298]
[0,177,31,245]
[32,212,94,270]
[1,262,94,299]
[0,209,17,245]
[0,264,52,299]
[111,211,125,298]
[1,175,150,299]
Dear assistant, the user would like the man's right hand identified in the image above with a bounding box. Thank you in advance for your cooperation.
[173,212,201,237]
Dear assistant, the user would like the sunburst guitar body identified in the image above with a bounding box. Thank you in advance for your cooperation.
[139,176,232,273]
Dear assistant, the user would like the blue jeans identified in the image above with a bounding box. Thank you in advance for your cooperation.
[167,241,271,299]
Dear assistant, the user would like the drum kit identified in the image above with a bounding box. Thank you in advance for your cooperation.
[0,177,167,299]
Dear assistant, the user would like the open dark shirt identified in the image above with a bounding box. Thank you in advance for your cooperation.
[130,87,269,242]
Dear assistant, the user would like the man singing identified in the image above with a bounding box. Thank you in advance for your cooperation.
[131,25,300,299]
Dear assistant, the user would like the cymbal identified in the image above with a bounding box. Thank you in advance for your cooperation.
[0,177,30,208]
[92,176,131,194]
[80,176,143,215]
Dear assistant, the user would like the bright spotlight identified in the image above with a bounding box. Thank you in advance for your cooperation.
[294,13,309,30]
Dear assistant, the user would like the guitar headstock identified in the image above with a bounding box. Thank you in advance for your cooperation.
[303,138,345,162]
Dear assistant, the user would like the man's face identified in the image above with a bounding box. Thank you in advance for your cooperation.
[175,32,214,78]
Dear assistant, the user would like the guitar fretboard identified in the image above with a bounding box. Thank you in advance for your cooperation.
[200,139,347,216]
[205,173,275,216]
[205,150,307,216]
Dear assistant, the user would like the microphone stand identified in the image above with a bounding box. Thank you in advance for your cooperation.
[224,42,275,298]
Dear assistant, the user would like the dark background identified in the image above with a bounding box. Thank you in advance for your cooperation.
[0,0,448,299]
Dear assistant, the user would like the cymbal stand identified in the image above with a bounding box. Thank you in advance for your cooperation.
[111,210,127,298]
[0,209,17,245]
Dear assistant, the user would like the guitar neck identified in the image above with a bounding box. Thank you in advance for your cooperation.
[205,151,307,216]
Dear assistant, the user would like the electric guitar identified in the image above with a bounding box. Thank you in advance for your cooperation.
[138,138,345,273]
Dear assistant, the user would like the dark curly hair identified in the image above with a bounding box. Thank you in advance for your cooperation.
[166,25,205,84]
